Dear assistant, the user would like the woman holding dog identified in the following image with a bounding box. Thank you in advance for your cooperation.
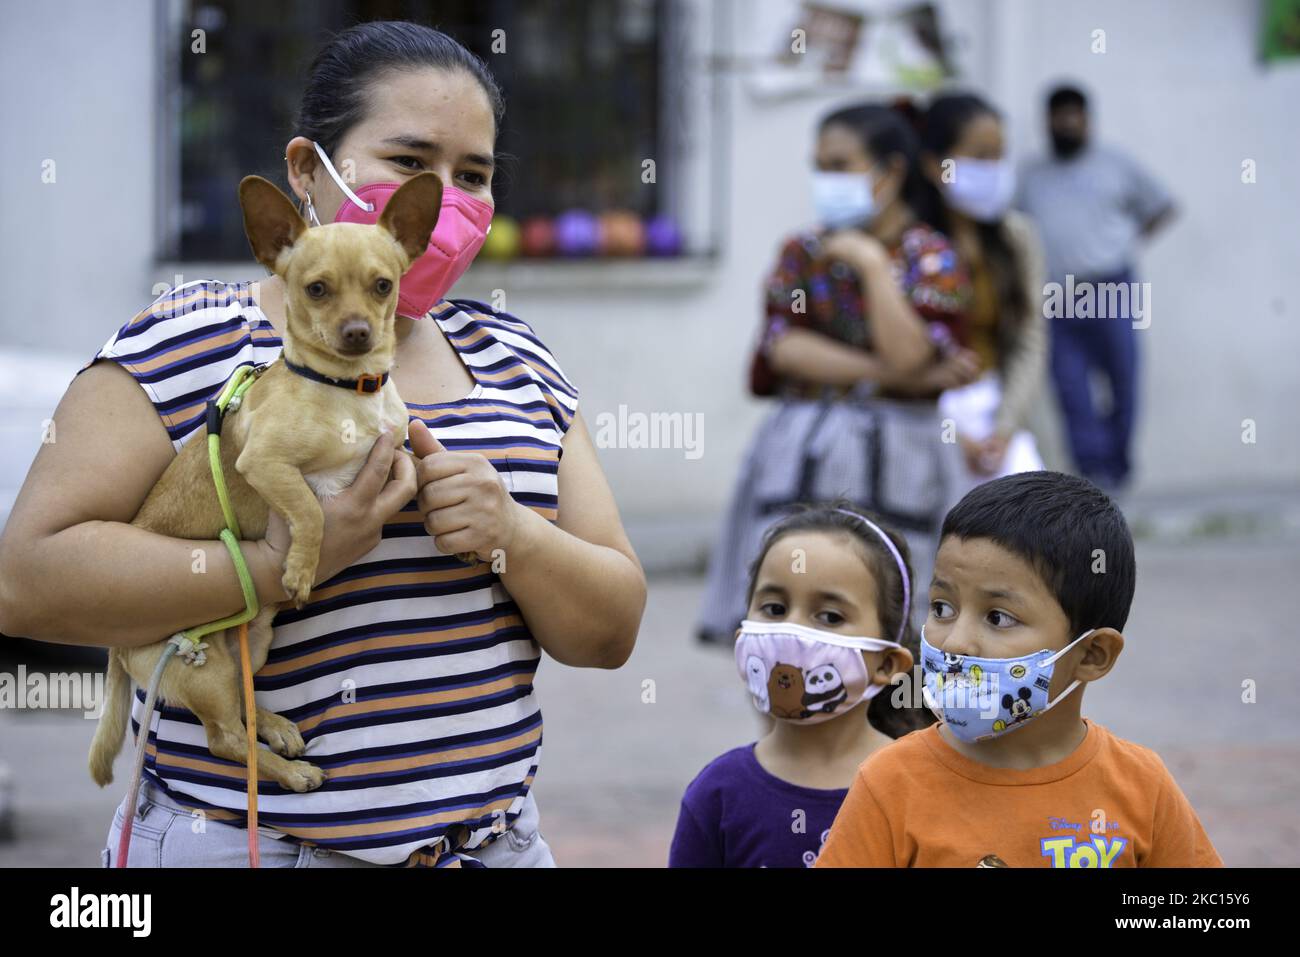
[0,21,645,867]
[696,102,980,645]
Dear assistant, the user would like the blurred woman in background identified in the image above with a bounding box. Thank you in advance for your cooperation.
[916,92,1048,494]
[696,102,979,645]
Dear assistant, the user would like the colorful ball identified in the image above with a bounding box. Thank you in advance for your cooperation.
[598,210,646,256]
[644,215,683,256]
[480,215,521,260]
[553,209,599,257]
[520,216,556,257]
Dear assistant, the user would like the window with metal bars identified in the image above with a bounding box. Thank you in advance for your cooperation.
[157,0,715,263]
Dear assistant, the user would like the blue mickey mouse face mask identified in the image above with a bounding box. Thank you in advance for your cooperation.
[919,626,1095,743]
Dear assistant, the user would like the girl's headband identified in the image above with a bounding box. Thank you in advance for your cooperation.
[832,508,912,646]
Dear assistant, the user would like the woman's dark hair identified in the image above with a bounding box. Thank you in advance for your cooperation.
[915,91,1029,358]
[745,500,935,739]
[295,20,505,159]
[816,102,935,228]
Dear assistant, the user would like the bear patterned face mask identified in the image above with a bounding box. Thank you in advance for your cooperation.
[736,620,903,724]
[919,626,1095,743]
[307,141,493,319]
[735,508,911,725]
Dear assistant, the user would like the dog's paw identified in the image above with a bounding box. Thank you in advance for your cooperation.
[281,761,326,793]
[281,565,314,609]
[259,712,307,758]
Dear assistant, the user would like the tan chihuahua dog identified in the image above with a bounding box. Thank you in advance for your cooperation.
[89,171,442,793]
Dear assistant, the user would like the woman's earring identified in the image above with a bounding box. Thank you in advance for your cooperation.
[303,189,322,227]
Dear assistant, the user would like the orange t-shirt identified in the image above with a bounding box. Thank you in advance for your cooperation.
[815,718,1222,868]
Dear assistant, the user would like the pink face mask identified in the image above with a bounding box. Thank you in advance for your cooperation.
[309,141,493,318]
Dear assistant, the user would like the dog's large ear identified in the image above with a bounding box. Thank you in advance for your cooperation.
[238,175,308,274]
[378,172,444,264]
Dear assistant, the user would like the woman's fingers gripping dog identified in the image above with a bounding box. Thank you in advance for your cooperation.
[408,418,521,562]
[260,429,419,593]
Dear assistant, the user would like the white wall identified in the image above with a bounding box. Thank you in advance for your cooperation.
[2,0,1295,548]
[988,0,1300,494]
[0,0,157,352]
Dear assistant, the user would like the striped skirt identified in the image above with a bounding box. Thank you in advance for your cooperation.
[696,394,965,642]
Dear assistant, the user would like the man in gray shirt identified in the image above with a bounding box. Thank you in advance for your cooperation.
[1017,84,1176,491]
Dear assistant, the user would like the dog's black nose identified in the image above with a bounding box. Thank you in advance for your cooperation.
[340,320,372,352]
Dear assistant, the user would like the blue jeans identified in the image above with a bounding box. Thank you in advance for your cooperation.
[101,777,556,868]
[1049,269,1140,487]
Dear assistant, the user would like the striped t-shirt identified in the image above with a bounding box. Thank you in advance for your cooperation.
[76,279,578,867]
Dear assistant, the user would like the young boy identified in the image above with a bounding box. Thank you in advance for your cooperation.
[815,471,1222,867]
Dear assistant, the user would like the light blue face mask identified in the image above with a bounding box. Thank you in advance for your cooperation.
[811,170,878,229]
[943,157,1016,222]
[920,625,1095,743]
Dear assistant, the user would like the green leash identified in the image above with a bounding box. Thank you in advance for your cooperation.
[116,361,268,867]
[184,361,263,641]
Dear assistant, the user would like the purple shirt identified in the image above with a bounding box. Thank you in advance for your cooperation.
[668,744,849,868]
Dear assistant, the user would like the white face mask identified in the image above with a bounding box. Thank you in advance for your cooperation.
[811,170,878,229]
[944,157,1017,222]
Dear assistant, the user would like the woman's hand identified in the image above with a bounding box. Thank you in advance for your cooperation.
[961,433,1010,477]
[927,349,983,391]
[820,229,891,274]
[257,429,417,597]
[407,418,523,561]
[821,228,935,374]
[878,347,981,394]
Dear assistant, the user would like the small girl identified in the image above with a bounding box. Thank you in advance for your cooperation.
[669,501,934,867]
